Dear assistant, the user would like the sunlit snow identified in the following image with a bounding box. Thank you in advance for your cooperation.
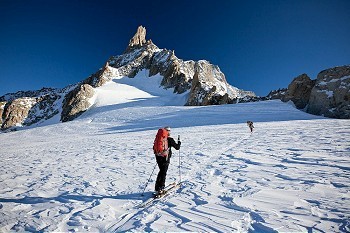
[1,73,349,232]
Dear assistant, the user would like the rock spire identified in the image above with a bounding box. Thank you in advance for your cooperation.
[127,25,147,49]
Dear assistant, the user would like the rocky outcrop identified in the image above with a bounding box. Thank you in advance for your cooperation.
[149,50,193,94]
[283,74,316,109]
[1,98,37,129]
[0,101,6,125]
[61,84,95,122]
[83,62,116,88]
[267,88,287,100]
[25,94,61,125]
[186,61,257,105]
[110,41,157,78]
[187,61,229,105]
[57,61,121,123]
[308,65,350,118]
[1,91,61,130]
[269,65,350,119]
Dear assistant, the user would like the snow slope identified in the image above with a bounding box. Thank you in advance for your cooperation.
[1,73,349,232]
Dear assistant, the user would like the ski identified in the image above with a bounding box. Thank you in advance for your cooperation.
[137,182,181,208]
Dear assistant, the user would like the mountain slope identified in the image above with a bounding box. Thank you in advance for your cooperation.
[1,26,255,131]
[1,79,349,232]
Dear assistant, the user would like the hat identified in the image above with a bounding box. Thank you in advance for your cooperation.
[164,126,171,131]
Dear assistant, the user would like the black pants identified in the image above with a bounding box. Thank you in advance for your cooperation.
[155,155,170,191]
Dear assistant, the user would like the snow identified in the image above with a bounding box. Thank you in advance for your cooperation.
[91,70,188,108]
[318,90,334,98]
[319,76,350,87]
[341,75,350,81]
[1,73,350,232]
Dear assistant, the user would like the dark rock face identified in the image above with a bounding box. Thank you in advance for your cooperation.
[283,74,316,109]
[61,84,95,122]
[268,65,350,119]
[307,65,350,118]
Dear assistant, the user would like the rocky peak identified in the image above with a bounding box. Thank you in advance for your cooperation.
[110,26,256,105]
[125,26,147,52]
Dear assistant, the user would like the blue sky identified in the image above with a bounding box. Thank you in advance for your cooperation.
[1,0,349,97]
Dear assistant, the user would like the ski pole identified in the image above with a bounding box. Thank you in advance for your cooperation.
[178,135,181,184]
[141,163,157,196]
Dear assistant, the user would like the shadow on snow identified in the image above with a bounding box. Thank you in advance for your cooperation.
[0,192,153,205]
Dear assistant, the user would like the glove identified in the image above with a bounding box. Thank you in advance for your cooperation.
[178,141,181,146]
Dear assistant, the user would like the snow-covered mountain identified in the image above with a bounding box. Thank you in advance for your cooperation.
[1,25,349,232]
[2,25,348,132]
[0,26,255,131]
[1,76,349,231]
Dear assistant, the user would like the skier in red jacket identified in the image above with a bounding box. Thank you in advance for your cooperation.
[154,126,181,194]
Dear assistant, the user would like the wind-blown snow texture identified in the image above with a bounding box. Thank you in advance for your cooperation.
[1,73,349,232]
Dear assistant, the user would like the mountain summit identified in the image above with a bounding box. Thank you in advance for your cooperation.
[107,26,255,104]
[0,26,255,131]
[126,25,147,50]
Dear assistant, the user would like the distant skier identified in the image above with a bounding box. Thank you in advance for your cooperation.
[247,121,254,133]
[153,126,181,194]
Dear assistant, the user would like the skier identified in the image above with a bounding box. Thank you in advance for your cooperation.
[153,126,181,194]
[247,121,254,133]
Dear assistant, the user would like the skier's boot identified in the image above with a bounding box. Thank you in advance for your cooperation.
[155,187,165,197]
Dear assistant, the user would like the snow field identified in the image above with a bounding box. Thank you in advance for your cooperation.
[0,73,349,232]
[1,115,349,232]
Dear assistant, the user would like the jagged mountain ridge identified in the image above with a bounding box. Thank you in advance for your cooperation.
[105,26,255,103]
[0,26,255,131]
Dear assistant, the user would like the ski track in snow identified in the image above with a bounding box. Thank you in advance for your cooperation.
[1,77,350,232]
